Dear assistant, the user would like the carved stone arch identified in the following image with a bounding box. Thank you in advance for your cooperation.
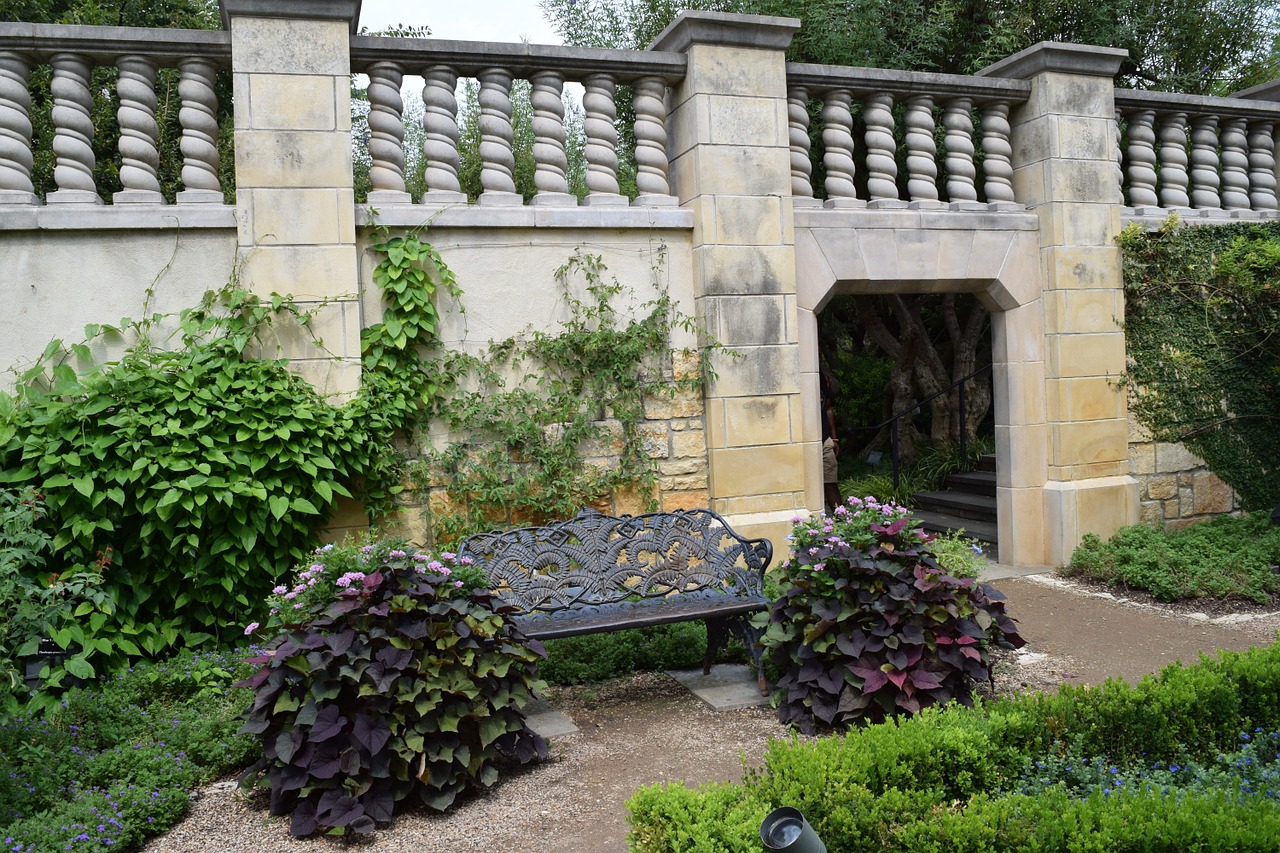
[793,215,1048,567]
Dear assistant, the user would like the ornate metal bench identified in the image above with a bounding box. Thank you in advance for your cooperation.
[458,508,772,693]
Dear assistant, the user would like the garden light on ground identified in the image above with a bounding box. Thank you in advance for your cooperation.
[760,806,827,853]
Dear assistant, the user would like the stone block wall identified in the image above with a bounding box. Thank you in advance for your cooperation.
[1128,420,1240,530]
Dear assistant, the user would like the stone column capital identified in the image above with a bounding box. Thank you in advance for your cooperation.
[977,41,1126,80]
[219,0,361,33]
[648,11,799,53]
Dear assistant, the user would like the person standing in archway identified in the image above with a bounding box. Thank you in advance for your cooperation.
[820,362,842,514]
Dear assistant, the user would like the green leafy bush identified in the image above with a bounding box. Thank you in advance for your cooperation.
[0,647,256,853]
[237,543,548,837]
[762,497,1022,730]
[627,641,1280,852]
[1066,513,1280,603]
[539,623,709,685]
[928,529,989,579]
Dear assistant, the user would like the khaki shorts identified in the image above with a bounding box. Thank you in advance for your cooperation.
[823,438,838,483]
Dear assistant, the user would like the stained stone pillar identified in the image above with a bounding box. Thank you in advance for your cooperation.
[651,12,806,550]
[220,0,361,399]
[980,43,1139,565]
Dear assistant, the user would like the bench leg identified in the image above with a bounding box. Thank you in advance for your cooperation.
[726,616,769,697]
[704,617,728,674]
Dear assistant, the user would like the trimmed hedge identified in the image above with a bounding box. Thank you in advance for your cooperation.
[627,641,1280,852]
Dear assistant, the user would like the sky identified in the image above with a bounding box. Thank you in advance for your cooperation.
[357,0,564,45]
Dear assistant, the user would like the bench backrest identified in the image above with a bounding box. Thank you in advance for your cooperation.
[458,508,771,614]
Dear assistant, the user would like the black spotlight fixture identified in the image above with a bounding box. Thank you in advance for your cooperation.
[759,806,827,853]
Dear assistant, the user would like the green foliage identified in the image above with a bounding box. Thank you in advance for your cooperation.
[928,529,989,580]
[0,287,374,670]
[412,248,712,545]
[0,646,257,853]
[1118,218,1280,510]
[539,622,709,685]
[761,498,1022,731]
[236,544,547,836]
[1065,514,1280,603]
[626,641,1280,852]
[840,437,995,506]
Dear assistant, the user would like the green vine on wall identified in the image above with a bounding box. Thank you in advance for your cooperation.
[1118,216,1280,510]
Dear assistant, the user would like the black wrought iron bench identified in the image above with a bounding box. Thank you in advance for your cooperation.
[458,507,773,694]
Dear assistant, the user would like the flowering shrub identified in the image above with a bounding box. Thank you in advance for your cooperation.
[761,497,1023,731]
[237,540,547,837]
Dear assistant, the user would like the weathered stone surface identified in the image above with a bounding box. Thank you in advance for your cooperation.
[1129,442,1155,475]
[661,489,712,511]
[1192,471,1233,515]
[1155,442,1206,473]
[1146,474,1178,501]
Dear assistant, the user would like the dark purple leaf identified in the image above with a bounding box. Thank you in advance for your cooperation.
[289,801,317,837]
[316,790,364,827]
[325,629,355,655]
[377,646,414,671]
[353,713,392,755]
[834,632,868,659]
[309,743,342,779]
[274,730,298,763]
[310,704,347,742]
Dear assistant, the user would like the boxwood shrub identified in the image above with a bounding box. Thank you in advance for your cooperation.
[627,641,1280,852]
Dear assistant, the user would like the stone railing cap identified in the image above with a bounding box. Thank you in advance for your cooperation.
[976,41,1126,80]
[648,11,799,54]
[1232,78,1280,102]
[219,0,361,33]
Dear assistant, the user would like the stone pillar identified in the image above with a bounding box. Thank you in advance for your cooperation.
[220,0,361,399]
[651,12,806,549]
[981,43,1138,565]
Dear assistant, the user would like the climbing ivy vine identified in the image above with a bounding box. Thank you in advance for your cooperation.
[1118,216,1280,510]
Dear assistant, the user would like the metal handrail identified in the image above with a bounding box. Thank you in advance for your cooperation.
[844,363,992,488]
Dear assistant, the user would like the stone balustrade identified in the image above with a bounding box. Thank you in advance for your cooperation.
[784,64,1031,209]
[1115,88,1280,218]
[349,37,687,208]
[0,23,230,206]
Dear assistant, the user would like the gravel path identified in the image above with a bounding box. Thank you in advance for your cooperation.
[139,571,1280,852]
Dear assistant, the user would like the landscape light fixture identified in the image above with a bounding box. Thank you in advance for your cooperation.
[759,806,827,853]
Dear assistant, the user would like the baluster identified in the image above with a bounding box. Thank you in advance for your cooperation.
[420,66,466,204]
[582,72,625,206]
[904,95,939,205]
[942,98,977,206]
[365,61,410,204]
[1124,108,1158,208]
[1247,119,1278,211]
[476,67,520,205]
[788,85,817,206]
[175,58,221,203]
[1157,112,1189,208]
[1218,117,1250,210]
[528,70,573,206]
[0,51,36,204]
[980,101,1015,205]
[47,53,100,204]
[632,75,675,206]
[821,89,859,207]
[113,54,163,203]
[1189,114,1221,210]
[863,92,898,205]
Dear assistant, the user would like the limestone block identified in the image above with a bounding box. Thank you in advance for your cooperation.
[1042,201,1122,248]
[795,231,838,311]
[1060,376,1125,421]
[640,423,672,459]
[1047,331,1125,379]
[1053,115,1115,161]
[234,130,354,188]
[992,360,1048,426]
[1068,460,1127,480]
[1128,417,1153,443]
[1146,474,1178,501]
[1139,500,1162,525]
[854,229,899,282]
[693,244,796,296]
[661,474,710,491]
[704,294,789,346]
[251,300,359,361]
[706,343,800,398]
[994,423,1048,489]
[709,443,805,498]
[681,43,788,101]
[1045,289,1122,335]
[705,398,726,449]
[1011,114,1053,168]
[803,437,823,511]
[643,392,703,420]
[384,505,431,548]
[990,230,1042,310]
[237,245,359,301]
[1129,441,1155,475]
[239,187,354,245]
[1011,159,1047,206]
[662,489,712,511]
[715,492,803,517]
[722,395,791,447]
[666,93,713,161]
[795,377,819,443]
[614,481,660,516]
[996,485,1048,568]
[713,508,801,560]
[671,429,706,459]
[1192,471,1233,515]
[1051,418,1129,468]
[1021,72,1117,121]
[285,356,361,402]
[245,74,343,132]
[1045,162,1124,205]
[707,94,788,147]
[709,195,790,246]
[1043,475,1139,566]
[928,229,976,281]
[1179,486,1195,516]
[230,17,351,76]
[580,420,626,457]
[670,144,791,200]
[1041,245,1124,290]
[660,457,704,476]
[1162,499,1179,518]
[672,350,702,381]
[796,307,819,373]
[991,299,1045,364]
[1155,441,1205,473]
